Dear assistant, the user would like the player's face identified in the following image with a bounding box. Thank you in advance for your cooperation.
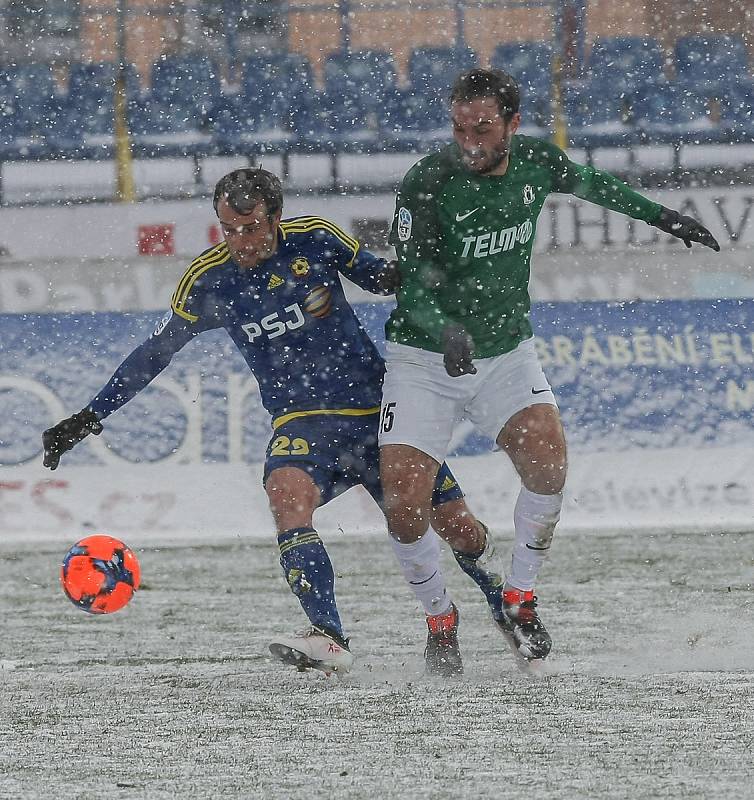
[217,198,281,269]
[451,97,520,175]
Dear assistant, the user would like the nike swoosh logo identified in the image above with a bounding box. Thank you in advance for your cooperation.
[455,208,479,222]
[531,387,550,395]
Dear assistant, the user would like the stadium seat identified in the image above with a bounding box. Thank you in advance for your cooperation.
[563,81,639,147]
[240,53,313,135]
[408,46,478,97]
[286,88,376,151]
[491,42,552,96]
[378,87,448,150]
[242,54,313,104]
[323,50,397,111]
[127,97,211,157]
[321,89,377,151]
[0,64,64,157]
[675,35,749,88]
[586,36,665,89]
[721,78,754,142]
[64,62,141,139]
[206,94,284,155]
[149,53,222,117]
[1,63,57,112]
[632,81,729,144]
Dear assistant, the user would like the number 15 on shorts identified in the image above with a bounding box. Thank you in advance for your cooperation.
[381,402,396,433]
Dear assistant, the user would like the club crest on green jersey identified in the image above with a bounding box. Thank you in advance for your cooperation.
[523,184,535,205]
[153,309,173,337]
[397,207,412,241]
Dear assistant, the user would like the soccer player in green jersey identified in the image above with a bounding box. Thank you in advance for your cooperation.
[378,68,720,665]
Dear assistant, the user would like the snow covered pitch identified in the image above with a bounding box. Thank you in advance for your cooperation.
[2,527,752,798]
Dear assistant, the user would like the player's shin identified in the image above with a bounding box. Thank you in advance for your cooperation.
[277,527,345,643]
[508,486,562,591]
[451,522,505,618]
[389,529,453,617]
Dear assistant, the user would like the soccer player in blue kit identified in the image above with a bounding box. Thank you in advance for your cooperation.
[42,168,505,677]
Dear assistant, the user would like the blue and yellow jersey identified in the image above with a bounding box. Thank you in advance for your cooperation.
[88,216,389,423]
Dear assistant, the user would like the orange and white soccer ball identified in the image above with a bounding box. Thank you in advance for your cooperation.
[60,534,141,614]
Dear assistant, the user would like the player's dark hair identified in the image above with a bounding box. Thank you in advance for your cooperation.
[450,68,520,119]
[213,168,284,219]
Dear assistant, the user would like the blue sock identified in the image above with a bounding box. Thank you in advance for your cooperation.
[452,527,504,618]
[277,527,344,640]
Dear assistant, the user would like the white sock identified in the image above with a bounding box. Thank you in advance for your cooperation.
[508,486,563,591]
[389,529,453,617]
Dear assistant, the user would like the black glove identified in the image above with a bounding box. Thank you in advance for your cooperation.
[375,259,401,295]
[42,408,103,470]
[652,206,720,251]
[441,323,476,377]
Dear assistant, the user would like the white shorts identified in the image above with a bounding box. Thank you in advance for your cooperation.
[379,338,558,464]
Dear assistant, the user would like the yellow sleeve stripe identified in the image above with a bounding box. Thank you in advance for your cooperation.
[171,243,230,320]
[173,242,229,306]
[281,216,358,250]
[280,216,360,265]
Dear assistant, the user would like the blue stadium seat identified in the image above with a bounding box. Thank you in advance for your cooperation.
[285,88,330,149]
[323,50,396,110]
[586,36,664,89]
[206,94,291,156]
[128,97,211,156]
[0,83,26,148]
[378,87,448,150]
[1,63,57,109]
[675,35,749,87]
[149,53,222,116]
[0,64,64,156]
[241,53,313,135]
[242,54,313,103]
[632,81,729,144]
[563,81,639,147]
[408,46,478,97]
[64,62,141,138]
[321,89,377,151]
[721,79,754,142]
[491,42,552,95]
[287,88,377,151]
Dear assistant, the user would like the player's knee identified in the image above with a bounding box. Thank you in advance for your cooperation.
[523,465,566,495]
[265,467,320,529]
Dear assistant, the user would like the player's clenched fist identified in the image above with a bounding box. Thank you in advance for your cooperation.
[42,408,103,470]
[442,323,477,377]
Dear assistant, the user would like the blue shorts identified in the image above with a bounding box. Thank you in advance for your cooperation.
[263,411,465,508]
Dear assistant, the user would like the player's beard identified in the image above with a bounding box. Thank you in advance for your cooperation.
[462,134,513,175]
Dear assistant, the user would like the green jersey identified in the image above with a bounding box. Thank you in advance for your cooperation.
[387,135,663,358]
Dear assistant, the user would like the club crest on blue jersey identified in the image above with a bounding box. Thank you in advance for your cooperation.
[290,257,310,277]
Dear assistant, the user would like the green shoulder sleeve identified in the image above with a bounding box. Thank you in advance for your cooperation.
[536,139,662,223]
[390,152,458,342]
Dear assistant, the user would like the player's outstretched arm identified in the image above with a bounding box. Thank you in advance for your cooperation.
[651,206,720,251]
[41,311,199,470]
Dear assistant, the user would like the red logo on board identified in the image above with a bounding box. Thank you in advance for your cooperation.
[137,224,175,256]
